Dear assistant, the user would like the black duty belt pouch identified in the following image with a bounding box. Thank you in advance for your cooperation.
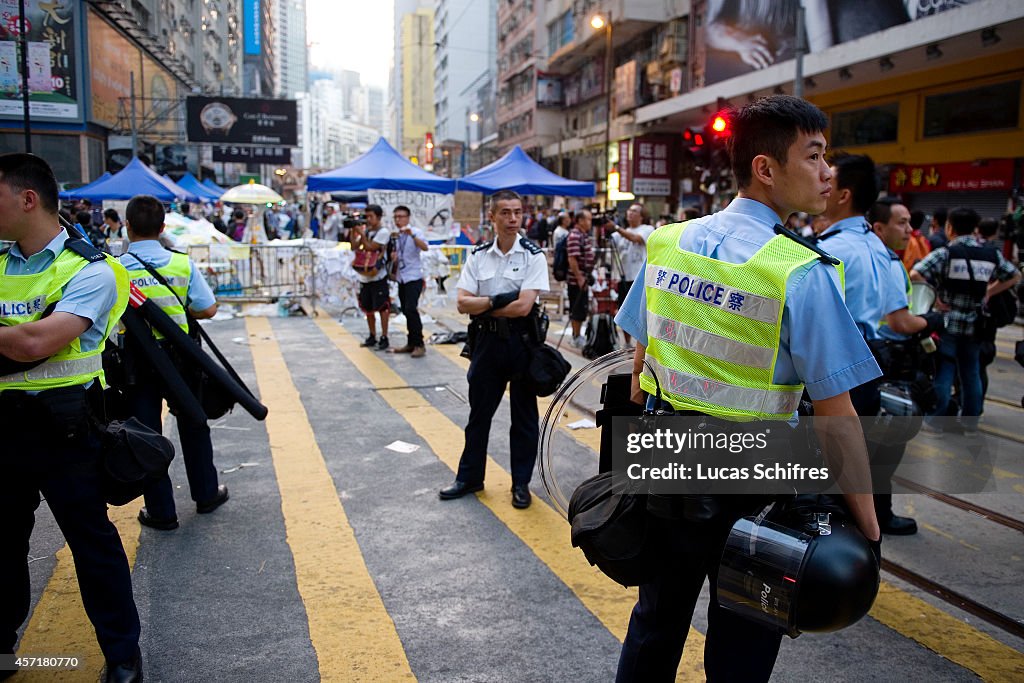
[568,471,667,587]
[100,417,175,506]
[524,342,571,397]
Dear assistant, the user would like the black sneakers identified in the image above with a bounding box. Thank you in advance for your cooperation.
[377,336,389,351]
[360,335,377,347]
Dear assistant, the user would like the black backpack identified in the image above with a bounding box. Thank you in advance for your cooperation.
[552,236,569,281]
[583,313,618,360]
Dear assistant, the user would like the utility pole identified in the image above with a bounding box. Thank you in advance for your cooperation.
[603,11,613,209]
[130,72,138,157]
[794,1,806,98]
[18,0,30,152]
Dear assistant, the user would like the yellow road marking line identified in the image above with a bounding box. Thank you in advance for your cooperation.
[318,319,705,681]
[16,499,142,682]
[246,317,415,682]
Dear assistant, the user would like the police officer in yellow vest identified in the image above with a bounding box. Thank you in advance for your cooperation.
[118,195,226,531]
[612,97,883,681]
[0,153,142,682]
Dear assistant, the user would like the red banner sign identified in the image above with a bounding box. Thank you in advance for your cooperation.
[889,159,1015,194]
[631,135,675,196]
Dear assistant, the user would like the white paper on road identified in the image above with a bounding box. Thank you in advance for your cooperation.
[385,440,421,454]
[567,419,597,430]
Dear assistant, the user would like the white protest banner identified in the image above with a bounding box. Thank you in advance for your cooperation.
[367,189,455,242]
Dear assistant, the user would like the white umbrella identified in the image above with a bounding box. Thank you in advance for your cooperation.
[220,180,284,205]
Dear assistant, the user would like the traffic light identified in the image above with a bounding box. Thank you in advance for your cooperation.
[683,127,706,150]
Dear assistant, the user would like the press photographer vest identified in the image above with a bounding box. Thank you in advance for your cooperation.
[0,240,129,391]
[641,221,841,420]
[942,243,999,303]
[125,252,192,338]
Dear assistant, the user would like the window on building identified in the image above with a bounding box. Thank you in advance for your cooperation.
[831,102,899,147]
[923,80,1021,138]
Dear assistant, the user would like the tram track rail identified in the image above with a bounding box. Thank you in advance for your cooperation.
[881,559,1024,641]
[891,476,1024,534]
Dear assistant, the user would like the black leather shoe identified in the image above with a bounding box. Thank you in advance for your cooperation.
[511,484,532,509]
[138,508,179,531]
[196,485,229,514]
[880,515,918,535]
[439,480,483,500]
[104,648,142,683]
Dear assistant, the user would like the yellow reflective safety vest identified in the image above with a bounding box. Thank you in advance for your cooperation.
[0,241,129,392]
[641,221,843,420]
[124,251,191,339]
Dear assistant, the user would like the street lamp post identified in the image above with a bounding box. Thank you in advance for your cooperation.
[592,11,613,208]
[18,0,30,152]
[462,109,479,177]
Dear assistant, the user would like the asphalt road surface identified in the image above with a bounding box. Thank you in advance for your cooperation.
[13,312,1024,682]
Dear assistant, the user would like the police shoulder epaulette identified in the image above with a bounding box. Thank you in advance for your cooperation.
[63,237,107,263]
[0,243,10,256]
[886,247,901,261]
[472,240,494,253]
[169,247,188,255]
[519,236,543,254]
[773,224,840,266]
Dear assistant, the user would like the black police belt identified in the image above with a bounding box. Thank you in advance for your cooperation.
[472,315,534,337]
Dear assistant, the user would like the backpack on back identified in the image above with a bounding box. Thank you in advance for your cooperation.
[583,313,618,360]
[552,236,569,281]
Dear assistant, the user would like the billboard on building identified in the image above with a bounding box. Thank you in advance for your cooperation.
[701,0,982,86]
[0,0,80,121]
[243,0,261,56]
[212,145,292,164]
[87,10,140,128]
[186,96,298,146]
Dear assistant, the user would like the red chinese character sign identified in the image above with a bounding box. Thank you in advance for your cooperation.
[631,135,675,196]
[618,140,631,193]
[889,159,1014,194]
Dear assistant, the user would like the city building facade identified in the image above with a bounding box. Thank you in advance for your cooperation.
[396,5,436,162]
[275,0,309,99]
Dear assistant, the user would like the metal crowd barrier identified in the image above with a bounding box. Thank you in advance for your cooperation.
[188,243,316,308]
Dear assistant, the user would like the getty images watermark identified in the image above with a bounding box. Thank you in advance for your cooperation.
[610,416,1003,496]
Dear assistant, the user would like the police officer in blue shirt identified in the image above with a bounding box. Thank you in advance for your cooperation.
[613,97,882,682]
[816,156,942,535]
[0,154,142,682]
[118,195,227,531]
[439,190,550,509]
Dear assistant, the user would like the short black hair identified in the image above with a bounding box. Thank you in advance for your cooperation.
[126,195,165,237]
[365,204,383,218]
[933,207,948,226]
[103,208,120,222]
[232,209,245,220]
[75,210,92,227]
[488,190,523,213]
[0,152,59,213]
[978,217,998,239]
[393,205,411,216]
[910,210,925,231]
[866,197,901,225]
[830,152,879,214]
[947,207,979,236]
[729,95,828,189]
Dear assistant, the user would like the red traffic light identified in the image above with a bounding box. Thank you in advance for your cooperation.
[684,127,706,148]
[710,114,731,138]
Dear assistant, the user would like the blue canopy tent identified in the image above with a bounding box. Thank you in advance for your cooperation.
[201,178,227,196]
[59,173,110,200]
[307,137,456,193]
[173,172,222,202]
[456,145,595,196]
[161,174,207,203]
[67,158,187,202]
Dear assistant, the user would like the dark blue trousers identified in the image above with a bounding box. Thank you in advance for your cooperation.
[616,513,783,682]
[129,379,218,519]
[397,279,425,347]
[455,329,538,487]
[1,431,140,663]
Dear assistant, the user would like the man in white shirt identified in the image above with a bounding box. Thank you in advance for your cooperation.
[610,203,655,346]
[389,205,430,357]
[350,204,392,350]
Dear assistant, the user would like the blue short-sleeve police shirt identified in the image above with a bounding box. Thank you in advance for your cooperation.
[4,230,115,353]
[614,198,880,401]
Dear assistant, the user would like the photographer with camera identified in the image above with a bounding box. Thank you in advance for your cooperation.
[351,205,392,350]
[610,203,655,347]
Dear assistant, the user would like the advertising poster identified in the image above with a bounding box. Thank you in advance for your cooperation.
[0,0,79,121]
[368,189,455,243]
[536,74,562,107]
[701,0,980,86]
[87,10,140,128]
[186,96,298,146]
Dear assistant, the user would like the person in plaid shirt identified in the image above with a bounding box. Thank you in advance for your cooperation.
[566,209,596,347]
[911,207,1021,432]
